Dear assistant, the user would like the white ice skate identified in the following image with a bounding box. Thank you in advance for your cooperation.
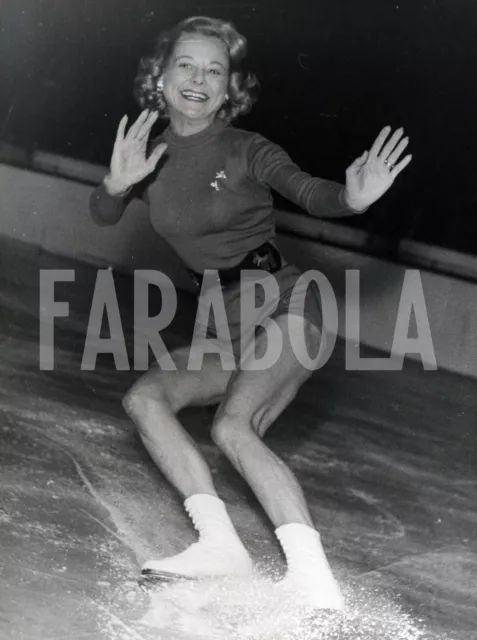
[139,494,254,588]
[274,522,345,611]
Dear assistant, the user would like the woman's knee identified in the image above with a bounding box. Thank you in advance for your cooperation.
[122,370,173,417]
[210,408,250,451]
[210,400,268,456]
[210,366,304,450]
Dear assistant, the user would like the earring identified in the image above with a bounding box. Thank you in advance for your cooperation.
[157,79,164,91]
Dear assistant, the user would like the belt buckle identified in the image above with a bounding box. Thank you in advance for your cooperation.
[251,243,280,273]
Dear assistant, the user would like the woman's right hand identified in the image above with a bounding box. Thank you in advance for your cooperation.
[104,110,168,196]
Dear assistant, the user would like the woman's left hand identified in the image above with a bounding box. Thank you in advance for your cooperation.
[344,126,412,212]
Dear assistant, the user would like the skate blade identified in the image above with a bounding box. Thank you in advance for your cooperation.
[138,569,210,591]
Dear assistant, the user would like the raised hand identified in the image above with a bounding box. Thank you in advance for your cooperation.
[105,110,168,196]
[344,126,412,212]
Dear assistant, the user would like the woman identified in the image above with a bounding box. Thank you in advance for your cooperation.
[90,16,411,610]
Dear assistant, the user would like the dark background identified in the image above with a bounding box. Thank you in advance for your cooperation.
[1,0,476,255]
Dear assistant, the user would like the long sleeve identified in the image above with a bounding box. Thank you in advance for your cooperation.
[247,134,361,218]
[89,181,149,226]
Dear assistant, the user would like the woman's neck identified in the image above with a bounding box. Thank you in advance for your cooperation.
[169,112,215,137]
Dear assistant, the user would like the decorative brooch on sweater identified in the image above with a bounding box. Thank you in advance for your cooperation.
[210,170,227,191]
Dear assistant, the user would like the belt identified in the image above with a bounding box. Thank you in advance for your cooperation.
[186,241,283,289]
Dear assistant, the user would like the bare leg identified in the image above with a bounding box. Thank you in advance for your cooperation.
[211,315,317,528]
[122,343,253,580]
[123,346,229,499]
[211,314,344,609]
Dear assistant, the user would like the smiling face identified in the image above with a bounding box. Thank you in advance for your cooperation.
[161,33,230,130]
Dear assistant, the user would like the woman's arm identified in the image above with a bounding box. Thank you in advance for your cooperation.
[90,109,167,226]
[247,135,360,217]
[89,177,148,227]
[247,126,411,217]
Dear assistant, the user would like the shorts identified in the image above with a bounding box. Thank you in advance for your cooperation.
[193,264,324,365]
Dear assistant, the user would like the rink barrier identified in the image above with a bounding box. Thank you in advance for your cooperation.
[1,146,477,379]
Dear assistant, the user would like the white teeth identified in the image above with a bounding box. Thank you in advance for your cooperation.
[181,90,208,101]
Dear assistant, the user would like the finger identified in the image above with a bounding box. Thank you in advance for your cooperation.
[114,115,128,147]
[137,110,159,141]
[390,154,412,178]
[353,150,368,165]
[111,116,129,163]
[368,126,392,160]
[380,127,405,161]
[146,142,168,172]
[357,150,369,165]
[127,109,150,140]
[386,136,409,166]
[346,150,368,173]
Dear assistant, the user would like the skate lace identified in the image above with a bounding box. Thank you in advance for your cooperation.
[184,501,241,548]
[185,502,208,536]
[278,534,322,573]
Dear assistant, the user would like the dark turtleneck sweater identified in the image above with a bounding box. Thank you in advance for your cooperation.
[90,119,360,273]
